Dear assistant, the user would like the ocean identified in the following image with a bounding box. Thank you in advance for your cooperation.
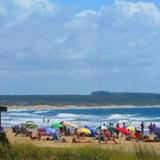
[2,107,160,133]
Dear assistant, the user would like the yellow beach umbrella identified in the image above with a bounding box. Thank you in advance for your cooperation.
[77,128,91,135]
[127,126,135,132]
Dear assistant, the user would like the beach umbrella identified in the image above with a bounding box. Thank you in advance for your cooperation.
[96,126,101,131]
[107,126,117,133]
[84,125,97,137]
[127,126,136,132]
[77,128,91,135]
[116,127,131,135]
[51,122,64,129]
[23,121,37,129]
[61,121,77,128]
[46,128,57,135]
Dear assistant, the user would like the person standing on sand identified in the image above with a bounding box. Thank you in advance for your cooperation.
[116,123,120,138]
[153,123,156,130]
[122,122,126,128]
[140,121,144,135]
[120,122,126,137]
[148,123,153,134]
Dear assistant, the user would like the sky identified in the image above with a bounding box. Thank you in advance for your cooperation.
[1,0,160,95]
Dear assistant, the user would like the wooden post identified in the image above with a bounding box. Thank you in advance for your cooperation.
[0,106,7,132]
[0,106,9,144]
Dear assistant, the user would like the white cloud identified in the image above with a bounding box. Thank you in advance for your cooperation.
[75,10,97,18]
[115,0,160,24]
[0,0,58,31]
[1,0,160,93]
[1,0,160,63]
[13,0,56,12]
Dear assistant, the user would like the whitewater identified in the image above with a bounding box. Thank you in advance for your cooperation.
[2,107,160,133]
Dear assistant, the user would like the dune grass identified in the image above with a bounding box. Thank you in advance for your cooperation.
[0,143,160,160]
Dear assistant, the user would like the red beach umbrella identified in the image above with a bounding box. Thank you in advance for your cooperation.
[116,127,131,135]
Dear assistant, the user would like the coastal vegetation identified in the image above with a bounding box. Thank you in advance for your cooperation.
[1,91,160,106]
[0,143,160,160]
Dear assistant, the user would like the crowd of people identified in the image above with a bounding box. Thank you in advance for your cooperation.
[11,120,160,145]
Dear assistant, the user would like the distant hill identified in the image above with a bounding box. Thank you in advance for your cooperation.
[1,91,160,106]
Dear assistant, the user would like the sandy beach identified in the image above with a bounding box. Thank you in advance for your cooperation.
[3,106,160,154]
[7,105,160,111]
[5,129,160,153]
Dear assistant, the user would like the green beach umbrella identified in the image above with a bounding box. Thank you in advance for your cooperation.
[107,126,117,133]
[51,122,64,129]
[23,121,38,129]
[96,126,101,131]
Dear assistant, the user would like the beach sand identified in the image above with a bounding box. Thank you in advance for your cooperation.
[7,104,160,111]
[5,129,160,153]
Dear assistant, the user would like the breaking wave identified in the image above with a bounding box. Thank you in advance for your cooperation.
[2,107,160,128]
[56,113,79,118]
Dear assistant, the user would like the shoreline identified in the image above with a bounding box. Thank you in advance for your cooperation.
[7,104,160,111]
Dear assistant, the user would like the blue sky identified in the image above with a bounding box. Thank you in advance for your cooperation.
[53,0,160,9]
[53,0,113,10]
[1,0,160,95]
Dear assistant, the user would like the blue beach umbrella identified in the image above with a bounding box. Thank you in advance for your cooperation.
[46,127,57,135]
[46,128,60,140]
[84,125,97,137]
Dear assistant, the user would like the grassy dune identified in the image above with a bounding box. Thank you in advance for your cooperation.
[0,143,160,160]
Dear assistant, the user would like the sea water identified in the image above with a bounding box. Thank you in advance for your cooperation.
[2,107,160,132]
